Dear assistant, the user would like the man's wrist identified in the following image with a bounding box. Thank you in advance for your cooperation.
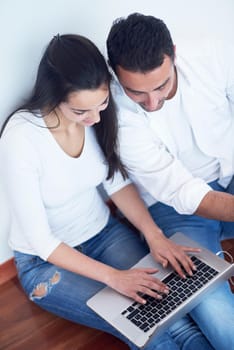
[143,228,165,245]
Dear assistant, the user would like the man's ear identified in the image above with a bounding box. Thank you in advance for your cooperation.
[173,45,177,64]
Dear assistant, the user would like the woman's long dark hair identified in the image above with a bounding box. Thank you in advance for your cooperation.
[0,34,127,180]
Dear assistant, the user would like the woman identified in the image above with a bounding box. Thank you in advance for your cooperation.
[0,34,213,350]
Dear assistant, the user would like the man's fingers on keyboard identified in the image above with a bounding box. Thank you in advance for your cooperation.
[175,265,187,279]
[156,256,168,268]
[156,253,185,278]
[163,256,186,275]
[176,251,197,276]
[182,245,201,253]
[179,256,195,276]
[173,250,199,276]
[174,247,199,274]
[187,254,198,272]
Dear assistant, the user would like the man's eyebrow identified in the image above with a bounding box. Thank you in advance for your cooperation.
[125,87,145,94]
[70,95,109,112]
[125,77,170,94]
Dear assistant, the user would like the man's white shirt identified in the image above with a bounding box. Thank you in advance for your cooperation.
[112,39,234,214]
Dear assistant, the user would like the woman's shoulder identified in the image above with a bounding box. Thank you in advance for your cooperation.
[1,110,46,142]
[0,111,47,163]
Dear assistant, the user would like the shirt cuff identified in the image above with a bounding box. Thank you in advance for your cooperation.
[173,179,212,214]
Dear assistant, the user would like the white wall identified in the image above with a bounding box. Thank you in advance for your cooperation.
[1,0,234,263]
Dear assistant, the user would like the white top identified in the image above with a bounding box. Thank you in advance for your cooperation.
[112,39,234,214]
[149,78,220,183]
[0,111,130,260]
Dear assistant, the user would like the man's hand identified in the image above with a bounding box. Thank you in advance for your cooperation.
[148,235,201,278]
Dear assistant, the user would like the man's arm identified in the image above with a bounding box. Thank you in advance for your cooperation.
[117,109,212,215]
[195,190,234,221]
[110,183,201,277]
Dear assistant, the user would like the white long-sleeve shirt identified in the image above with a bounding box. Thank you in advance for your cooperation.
[0,111,130,260]
[112,39,234,214]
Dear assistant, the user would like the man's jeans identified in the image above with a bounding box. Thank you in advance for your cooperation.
[148,177,234,349]
[149,177,234,253]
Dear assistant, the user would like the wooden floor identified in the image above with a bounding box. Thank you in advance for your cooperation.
[0,276,128,350]
[222,238,234,293]
[0,240,233,350]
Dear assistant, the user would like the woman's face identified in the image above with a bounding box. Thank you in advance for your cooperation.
[57,83,109,126]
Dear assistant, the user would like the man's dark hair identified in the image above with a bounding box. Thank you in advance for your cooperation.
[107,13,174,73]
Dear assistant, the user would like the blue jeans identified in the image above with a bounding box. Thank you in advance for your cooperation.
[148,178,234,350]
[220,176,234,240]
[149,178,234,252]
[14,216,213,350]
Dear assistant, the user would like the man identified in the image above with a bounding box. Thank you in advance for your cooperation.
[107,13,234,253]
[106,13,234,349]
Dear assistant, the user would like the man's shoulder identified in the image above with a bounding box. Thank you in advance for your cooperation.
[176,38,234,87]
[177,38,233,62]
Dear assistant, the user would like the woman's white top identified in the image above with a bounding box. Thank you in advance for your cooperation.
[0,111,130,260]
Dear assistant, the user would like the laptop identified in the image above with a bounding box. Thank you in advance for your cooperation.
[87,232,234,348]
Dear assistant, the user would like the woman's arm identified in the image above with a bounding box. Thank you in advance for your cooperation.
[48,242,169,304]
[110,184,200,278]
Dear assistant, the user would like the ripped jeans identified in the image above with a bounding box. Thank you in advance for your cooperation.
[14,216,215,350]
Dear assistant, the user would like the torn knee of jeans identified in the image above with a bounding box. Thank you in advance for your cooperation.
[30,282,48,300]
[50,271,60,285]
[30,271,61,301]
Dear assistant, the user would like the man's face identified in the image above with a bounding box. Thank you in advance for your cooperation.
[116,55,177,112]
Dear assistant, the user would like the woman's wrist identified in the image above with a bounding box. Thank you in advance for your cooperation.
[100,265,119,286]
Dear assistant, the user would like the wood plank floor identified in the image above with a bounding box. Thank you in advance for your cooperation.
[0,277,128,350]
[0,240,233,350]
[221,238,234,293]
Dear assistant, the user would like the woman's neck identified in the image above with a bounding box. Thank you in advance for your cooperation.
[44,109,85,158]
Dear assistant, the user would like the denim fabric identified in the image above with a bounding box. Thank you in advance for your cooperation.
[220,176,234,240]
[148,178,234,349]
[149,178,234,253]
[14,215,213,350]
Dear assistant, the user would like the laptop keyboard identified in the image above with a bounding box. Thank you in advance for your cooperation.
[121,256,218,332]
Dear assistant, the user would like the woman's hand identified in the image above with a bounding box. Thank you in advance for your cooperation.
[148,235,201,278]
[107,267,170,304]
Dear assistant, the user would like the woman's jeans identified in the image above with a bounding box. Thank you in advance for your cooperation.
[148,178,234,350]
[14,216,214,350]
